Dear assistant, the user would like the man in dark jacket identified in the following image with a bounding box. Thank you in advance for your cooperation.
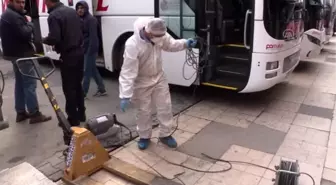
[0,0,52,124]
[42,0,86,145]
[75,1,107,98]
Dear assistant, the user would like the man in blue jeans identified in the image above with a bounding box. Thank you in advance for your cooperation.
[76,1,107,98]
[0,0,52,124]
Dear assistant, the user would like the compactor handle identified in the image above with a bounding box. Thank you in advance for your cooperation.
[15,56,56,79]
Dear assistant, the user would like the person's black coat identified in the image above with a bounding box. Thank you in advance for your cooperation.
[75,1,99,55]
[43,2,84,59]
[0,4,35,58]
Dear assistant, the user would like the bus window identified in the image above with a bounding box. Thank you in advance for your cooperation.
[264,0,304,41]
[158,0,196,39]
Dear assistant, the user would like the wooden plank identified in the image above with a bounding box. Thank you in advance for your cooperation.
[103,156,156,185]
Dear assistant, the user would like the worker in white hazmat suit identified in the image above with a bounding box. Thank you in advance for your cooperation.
[119,17,197,150]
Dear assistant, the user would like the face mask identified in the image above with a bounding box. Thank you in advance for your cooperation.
[151,37,163,43]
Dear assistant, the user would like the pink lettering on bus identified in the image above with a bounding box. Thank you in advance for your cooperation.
[2,0,9,12]
[96,0,108,11]
[36,0,47,13]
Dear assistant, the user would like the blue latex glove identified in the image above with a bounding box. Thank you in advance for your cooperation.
[186,38,197,48]
[120,98,130,112]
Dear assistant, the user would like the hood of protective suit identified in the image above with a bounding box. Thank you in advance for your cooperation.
[75,1,89,16]
[133,17,154,43]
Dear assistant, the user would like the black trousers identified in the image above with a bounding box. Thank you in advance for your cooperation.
[59,54,86,145]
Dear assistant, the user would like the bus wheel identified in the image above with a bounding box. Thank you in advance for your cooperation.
[112,32,133,72]
[117,43,125,71]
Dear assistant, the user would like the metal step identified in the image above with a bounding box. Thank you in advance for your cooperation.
[202,77,247,91]
[219,53,249,63]
[217,43,249,55]
[216,63,250,78]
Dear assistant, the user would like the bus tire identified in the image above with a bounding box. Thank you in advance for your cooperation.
[112,32,133,72]
[117,43,125,70]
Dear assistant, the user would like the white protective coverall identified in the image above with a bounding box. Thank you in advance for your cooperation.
[119,17,188,139]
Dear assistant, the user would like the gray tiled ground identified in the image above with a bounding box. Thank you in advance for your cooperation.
[178,122,286,161]
[298,104,334,119]
[322,179,336,185]
[151,177,183,185]
[0,162,56,185]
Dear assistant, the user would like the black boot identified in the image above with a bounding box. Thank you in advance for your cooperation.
[78,107,86,122]
[16,112,30,122]
[29,111,52,124]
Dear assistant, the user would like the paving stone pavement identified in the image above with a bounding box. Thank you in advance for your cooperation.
[4,38,336,184]
[0,162,56,185]
[69,44,336,184]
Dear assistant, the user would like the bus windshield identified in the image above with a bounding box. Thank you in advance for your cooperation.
[264,0,304,41]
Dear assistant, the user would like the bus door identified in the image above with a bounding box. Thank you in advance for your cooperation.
[155,0,254,90]
[197,0,254,91]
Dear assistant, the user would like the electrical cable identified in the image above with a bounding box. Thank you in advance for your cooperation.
[182,37,209,83]
[120,112,316,185]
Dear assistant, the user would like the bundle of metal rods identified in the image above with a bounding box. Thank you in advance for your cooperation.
[274,160,300,185]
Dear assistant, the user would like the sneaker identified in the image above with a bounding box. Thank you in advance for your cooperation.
[159,136,177,148]
[16,112,30,122]
[29,111,52,124]
[137,138,150,150]
[93,90,107,97]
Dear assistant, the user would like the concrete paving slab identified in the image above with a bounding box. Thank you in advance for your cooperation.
[0,162,56,185]
[239,124,286,154]
[303,90,335,109]
[323,42,336,54]
[254,109,295,133]
[321,179,336,185]
[293,114,332,132]
[323,168,336,183]
[177,122,243,161]
[298,104,334,119]
[178,122,286,161]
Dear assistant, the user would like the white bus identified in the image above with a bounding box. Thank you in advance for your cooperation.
[300,0,325,60]
[1,0,304,93]
[154,0,304,92]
